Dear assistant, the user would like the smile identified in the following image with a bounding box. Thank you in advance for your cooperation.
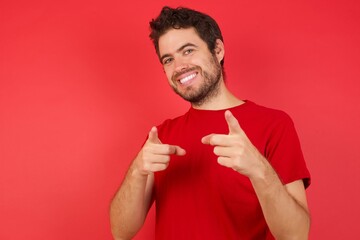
[179,73,197,84]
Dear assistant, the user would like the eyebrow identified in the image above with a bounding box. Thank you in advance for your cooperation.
[160,43,198,63]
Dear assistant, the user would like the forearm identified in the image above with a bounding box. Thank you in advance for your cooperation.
[250,157,310,240]
[110,163,153,240]
[109,127,185,239]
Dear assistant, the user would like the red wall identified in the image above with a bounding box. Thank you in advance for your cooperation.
[1,1,359,239]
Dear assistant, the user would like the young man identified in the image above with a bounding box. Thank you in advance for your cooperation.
[110,6,311,240]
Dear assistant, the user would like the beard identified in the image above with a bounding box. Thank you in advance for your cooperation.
[171,55,222,107]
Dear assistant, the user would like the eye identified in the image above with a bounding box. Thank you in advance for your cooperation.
[184,49,194,55]
[163,57,173,65]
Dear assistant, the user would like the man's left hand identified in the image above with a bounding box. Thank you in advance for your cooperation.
[201,110,266,179]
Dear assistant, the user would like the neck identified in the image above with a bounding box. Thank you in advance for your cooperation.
[191,81,244,110]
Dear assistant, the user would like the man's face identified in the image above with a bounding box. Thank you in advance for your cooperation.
[158,27,223,106]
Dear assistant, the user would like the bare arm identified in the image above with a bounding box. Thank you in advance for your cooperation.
[110,127,186,240]
[250,155,310,239]
[109,164,154,240]
[202,110,310,240]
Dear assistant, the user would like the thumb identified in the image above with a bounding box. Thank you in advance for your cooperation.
[148,126,162,144]
[174,146,186,156]
[201,134,215,145]
[225,110,242,135]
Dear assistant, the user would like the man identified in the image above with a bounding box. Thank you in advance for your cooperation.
[110,6,311,240]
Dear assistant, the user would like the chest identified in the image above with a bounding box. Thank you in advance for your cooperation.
[155,123,261,210]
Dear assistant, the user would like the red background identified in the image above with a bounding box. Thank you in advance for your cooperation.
[1,0,359,239]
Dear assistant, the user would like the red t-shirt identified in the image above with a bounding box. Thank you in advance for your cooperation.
[154,101,310,240]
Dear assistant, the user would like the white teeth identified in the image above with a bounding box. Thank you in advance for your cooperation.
[179,73,196,84]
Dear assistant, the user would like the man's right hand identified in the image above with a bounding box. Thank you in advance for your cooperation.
[135,126,186,176]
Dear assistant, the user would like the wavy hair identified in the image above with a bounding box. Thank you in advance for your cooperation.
[149,6,224,67]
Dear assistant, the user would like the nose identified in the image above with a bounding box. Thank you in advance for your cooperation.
[174,57,189,72]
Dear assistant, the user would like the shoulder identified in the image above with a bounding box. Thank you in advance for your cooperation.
[238,101,294,126]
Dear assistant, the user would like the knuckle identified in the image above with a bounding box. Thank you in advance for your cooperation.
[233,157,242,167]
[142,146,152,154]
[143,162,150,171]
[213,147,219,155]
[159,162,169,171]
[163,155,171,163]
[165,144,172,152]
[234,143,245,153]
[166,145,175,154]
[142,153,151,162]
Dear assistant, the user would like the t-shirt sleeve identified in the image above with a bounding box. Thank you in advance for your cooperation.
[265,113,311,188]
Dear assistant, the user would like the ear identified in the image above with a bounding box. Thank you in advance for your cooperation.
[214,39,225,63]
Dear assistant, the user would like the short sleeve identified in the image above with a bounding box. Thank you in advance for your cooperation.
[265,113,311,188]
